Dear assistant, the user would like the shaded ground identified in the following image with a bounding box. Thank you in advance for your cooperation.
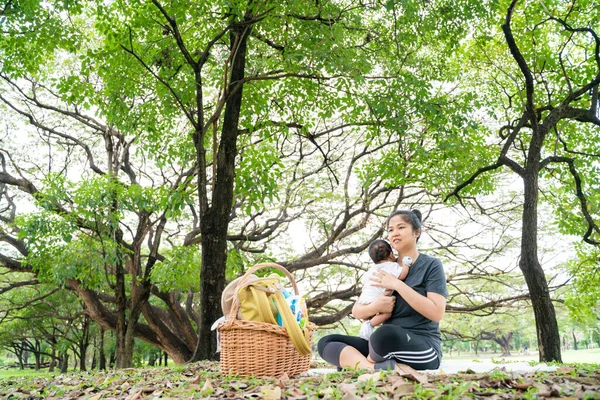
[0,361,598,399]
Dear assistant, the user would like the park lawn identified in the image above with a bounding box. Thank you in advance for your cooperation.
[0,369,57,379]
[444,348,600,364]
[0,360,598,399]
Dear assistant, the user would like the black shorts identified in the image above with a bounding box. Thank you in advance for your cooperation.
[318,325,440,370]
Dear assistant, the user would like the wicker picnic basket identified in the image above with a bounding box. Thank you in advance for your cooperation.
[218,263,315,378]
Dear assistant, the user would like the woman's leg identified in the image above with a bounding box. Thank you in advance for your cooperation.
[368,325,440,370]
[317,334,373,369]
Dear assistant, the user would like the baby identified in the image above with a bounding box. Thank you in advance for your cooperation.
[358,239,411,341]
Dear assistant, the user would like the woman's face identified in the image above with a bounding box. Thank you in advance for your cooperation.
[387,214,419,252]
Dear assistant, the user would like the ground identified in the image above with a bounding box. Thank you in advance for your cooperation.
[0,359,598,399]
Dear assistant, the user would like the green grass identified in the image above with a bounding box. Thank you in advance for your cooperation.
[0,368,58,378]
[444,348,600,364]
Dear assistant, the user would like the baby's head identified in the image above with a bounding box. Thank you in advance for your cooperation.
[368,239,394,264]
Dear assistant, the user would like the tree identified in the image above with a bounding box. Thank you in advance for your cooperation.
[0,276,92,371]
[1,0,499,366]
[447,0,600,362]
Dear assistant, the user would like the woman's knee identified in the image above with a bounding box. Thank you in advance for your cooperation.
[370,324,401,343]
[317,336,332,356]
[317,334,345,356]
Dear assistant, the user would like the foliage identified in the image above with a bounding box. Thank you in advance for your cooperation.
[0,0,599,366]
[564,244,600,324]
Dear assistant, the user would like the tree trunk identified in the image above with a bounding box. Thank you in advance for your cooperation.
[191,15,252,362]
[22,342,29,368]
[572,330,578,350]
[99,328,106,370]
[49,340,56,372]
[60,353,69,374]
[79,315,90,371]
[163,351,168,367]
[499,338,511,356]
[481,331,513,357]
[34,339,41,370]
[113,228,134,368]
[148,352,156,366]
[520,171,562,362]
[13,344,24,369]
[109,350,116,369]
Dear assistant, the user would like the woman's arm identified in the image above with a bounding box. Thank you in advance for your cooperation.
[352,293,396,320]
[371,270,446,322]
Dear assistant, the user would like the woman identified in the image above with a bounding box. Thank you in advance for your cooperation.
[317,209,447,371]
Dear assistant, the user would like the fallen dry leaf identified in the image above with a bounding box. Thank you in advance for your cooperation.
[202,378,213,393]
[261,385,282,400]
[125,390,142,400]
[558,366,576,375]
[339,382,357,393]
[392,382,415,396]
[141,386,158,393]
[357,371,383,382]
[320,386,335,396]
[275,372,290,388]
[340,392,361,400]
[394,363,428,385]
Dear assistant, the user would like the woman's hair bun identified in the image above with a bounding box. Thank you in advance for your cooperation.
[411,209,422,222]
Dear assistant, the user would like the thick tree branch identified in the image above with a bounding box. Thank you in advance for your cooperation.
[0,279,39,295]
[502,0,538,131]
[306,285,360,310]
[310,303,354,326]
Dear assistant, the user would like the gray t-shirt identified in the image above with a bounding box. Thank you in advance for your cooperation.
[384,253,448,359]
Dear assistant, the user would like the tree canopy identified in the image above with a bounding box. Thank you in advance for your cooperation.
[0,0,598,367]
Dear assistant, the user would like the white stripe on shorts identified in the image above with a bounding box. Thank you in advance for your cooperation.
[384,347,438,363]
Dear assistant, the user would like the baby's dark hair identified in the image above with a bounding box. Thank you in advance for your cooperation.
[386,209,422,242]
[368,239,393,263]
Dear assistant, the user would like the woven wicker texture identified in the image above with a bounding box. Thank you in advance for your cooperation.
[218,263,314,378]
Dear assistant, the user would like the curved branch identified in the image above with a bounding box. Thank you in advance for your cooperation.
[0,279,39,295]
[310,303,354,326]
[0,94,105,176]
[306,285,361,310]
[548,15,600,71]
[539,156,600,245]
[444,161,504,202]
[446,294,530,313]
[502,0,538,131]
[120,30,197,129]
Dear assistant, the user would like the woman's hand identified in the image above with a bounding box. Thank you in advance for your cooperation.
[352,292,396,319]
[371,269,401,292]
[373,270,447,322]
[370,292,396,314]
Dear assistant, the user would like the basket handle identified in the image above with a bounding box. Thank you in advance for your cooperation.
[225,262,299,323]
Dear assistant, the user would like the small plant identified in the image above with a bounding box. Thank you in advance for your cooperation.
[436,380,475,399]
[488,369,509,380]
[521,386,539,400]
[412,383,438,399]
